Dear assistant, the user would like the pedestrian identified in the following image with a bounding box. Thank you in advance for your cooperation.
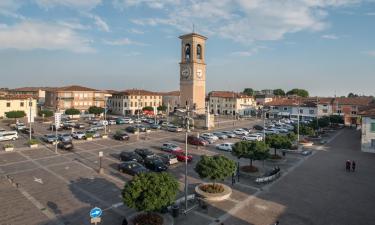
[346,160,351,172]
[352,160,356,172]
[122,217,128,225]
[274,221,280,225]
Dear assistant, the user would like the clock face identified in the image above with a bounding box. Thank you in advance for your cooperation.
[196,69,203,79]
[181,65,190,79]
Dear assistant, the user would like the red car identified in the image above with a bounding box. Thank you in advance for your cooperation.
[170,150,193,162]
[187,136,208,146]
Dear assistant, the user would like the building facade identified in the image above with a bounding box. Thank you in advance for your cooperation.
[0,96,37,122]
[208,91,256,116]
[359,107,375,153]
[45,85,108,113]
[161,91,180,113]
[255,94,274,106]
[8,87,53,104]
[332,97,373,126]
[179,33,207,114]
[108,89,162,116]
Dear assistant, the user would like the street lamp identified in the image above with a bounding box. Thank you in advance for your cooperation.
[104,96,107,135]
[183,104,193,212]
[28,97,32,141]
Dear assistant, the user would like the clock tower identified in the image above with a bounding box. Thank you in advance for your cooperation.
[179,33,207,114]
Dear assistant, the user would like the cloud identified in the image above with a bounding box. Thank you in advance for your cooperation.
[231,45,269,57]
[58,20,91,30]
[128,28,144,34]
[82,13,110,32]
[113,0,179,9]
[35,0,101,10]
[103,38,146,46]
[0,21,94,53]
[364,50,375,56]
[128,0,362,44]
[321,34,339,39]
[365,12,375,16]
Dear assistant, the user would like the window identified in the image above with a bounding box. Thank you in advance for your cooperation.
[185,43,191,61]
[131,102,133,107]
[337,110,342,114]
[323,109,328,113]
[6,102,10,107]
[197,44,202,59]
[352,111,357,115]
[284,107,288,111]
[371,140,375,149]
[20,102,24,107]
[371,123,375,133]
[300,109,303,114]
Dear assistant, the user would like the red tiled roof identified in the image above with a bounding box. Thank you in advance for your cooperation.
[117,89,162,96]
[208,91,251,98]
[359,105,375,117]
[160,91,180,96]
[51,85,100,92]
[265,98,317,107]
[334,97,373,106]
[11,87,56,92]
[0,95,36,100]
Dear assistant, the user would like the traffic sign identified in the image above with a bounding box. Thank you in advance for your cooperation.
[102,120,108,126]
[54,113,62,128]
[90,207,102,218]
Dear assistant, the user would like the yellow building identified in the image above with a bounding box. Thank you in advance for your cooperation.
[208,91,256,116]
[0,95,37,122]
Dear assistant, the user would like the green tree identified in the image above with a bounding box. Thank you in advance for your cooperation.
[347,93,358,98]
[232,141,269,169]
[286,88,309,97]
[65,108,80,115]
[122,172,178,212]
[195,155,236,184]
[266,134,292,156]
[286,132,297,142]
[5,110,26,121]
[142,106,154,111]
[243,88,254,96]
[329,115,344,124]
[88,106,104,115]
[157,105,167,112]
[309,117,330,130]
[273,89,286,96]
[38,109,54,117]
[294,125,315,136]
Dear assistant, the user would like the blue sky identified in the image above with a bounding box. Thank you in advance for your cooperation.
[0,0,374,96]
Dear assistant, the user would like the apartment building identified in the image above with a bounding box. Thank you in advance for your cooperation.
[265,98,317,121]
[255,94,274,106]
[359,106,375,153]
[332,97,373,126]
[208,91,256,116]
[108,89,163,116]
[8,87,54,104]
[45,85,109,113]
[0,95,37,122]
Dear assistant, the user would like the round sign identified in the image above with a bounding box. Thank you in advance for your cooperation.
[90,207,102,218]
[102,121,109,126]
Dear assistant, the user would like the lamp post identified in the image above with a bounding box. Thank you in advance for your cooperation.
[263,109,266,143]
[297,101,300,143]
[184,104,193,212]
[28,97,32,141]
[104,96,107,135]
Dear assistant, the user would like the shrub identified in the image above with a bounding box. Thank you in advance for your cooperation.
[199,183,225,194]
[4,144,14,148]
[65,108,80,115]
[38,110,54,117]
[27,139,39,145]
[85,133,94,138]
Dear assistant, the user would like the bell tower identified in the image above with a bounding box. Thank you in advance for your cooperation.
[179,33,207,114]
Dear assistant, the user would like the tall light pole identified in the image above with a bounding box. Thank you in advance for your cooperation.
[184,103,193,212]
[28,97,32,141]
[263,108,266,143]
[297,100,300,143]
[104,96,107,135]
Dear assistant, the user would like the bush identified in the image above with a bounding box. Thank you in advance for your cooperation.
[65,108,80,115]
[38,110,54,117]
[88,106,104,115]
[199,183,225,194]
[5,111,26,120]
[4,144,14,148]
[27,139,39,145]
[133,213,163,225]
[85,133,94,138]
[142,106,154,112]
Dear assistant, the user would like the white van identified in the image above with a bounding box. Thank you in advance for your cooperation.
[0,131,18,141]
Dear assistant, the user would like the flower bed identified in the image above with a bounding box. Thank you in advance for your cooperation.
[195,183,232,202]
[132,213,163,225]
[240,165,259,173]
[199,183,224,194]
[270,154,282,160]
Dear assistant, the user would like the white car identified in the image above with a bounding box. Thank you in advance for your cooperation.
[72,131,86,139]
[242,134,263,141]
[233,129,249,136]
[213,132,228,140]
[264,129,279,135]
[201,133,219,141]
[108,120,117,125]
[167,125,183,132]
[123,118,134,124]
[216,143,234,152]
[0,131,18,141]
[221,131,236,138]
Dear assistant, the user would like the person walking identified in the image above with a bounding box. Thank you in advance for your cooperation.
[274,221,280,225]
[346,160,351,172]
[352,160,356,172]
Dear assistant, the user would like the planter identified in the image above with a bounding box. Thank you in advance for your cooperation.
[127,212,173,225]
[102,135,108,139]
[4,147,14,152]
[195,183,232,202]
[86,137,93,141]
[30,144,38,148]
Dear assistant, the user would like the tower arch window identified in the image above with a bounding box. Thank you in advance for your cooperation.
[197,44,202,59]
[185,43,191,61]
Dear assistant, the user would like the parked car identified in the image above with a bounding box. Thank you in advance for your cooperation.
[63,122,75,129]
[167,125,183,132]
[85,130,101,138]
[118,161,148,176]
[201,133,219,141]
[187,135,208,146]
[113,132,130,141]
[253,125,264,131]
[134,124,150,132]
[49,124,63,131]
[161,143,182,152]
[172,152,193,162]
[15,123,26,131]
[264,128,280,135]
[21,127,34,135]
[90,125,104,131]
[242,134,263,141]
[72,131,86,139]
[108,120,117,125]
[0,131,18,141]
[119,151,144,164]
[125,126,137,133]
[58,133,73,142]
[233,128,249,135]
[57,141,74,151]
[216,143,234,151]
[144,157,168,172]
[74,123,85,129]
[41,134,58,143]
[200,135,216,144]
[212,132,228,140]
[158,153,179,165]
[150,124,161,129]
[134,148,155,159]
[273,127,289,133]
[221,131,236,138]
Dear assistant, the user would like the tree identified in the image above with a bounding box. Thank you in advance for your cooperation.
[273,89,286,96]
[294,125,315,136]
[5,110,26,121]
[309,117,330,130]
[286,88,309,97]
[329,115,344,124]
[286,132,297,143]
[65,108,80,115]
[38,109,54,117]
[157,105,167,112]
[243,88,254,96]
[142,106,154,111]
[122,172,178,212]
[232,141,269,169]
[266,134,292,156]
[347,93,358,98]
[195,155,236,184]
[88,106,104,115]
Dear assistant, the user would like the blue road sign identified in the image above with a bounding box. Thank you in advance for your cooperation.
[90,207,102,218]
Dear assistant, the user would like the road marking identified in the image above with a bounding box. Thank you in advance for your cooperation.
[33,177,43,184]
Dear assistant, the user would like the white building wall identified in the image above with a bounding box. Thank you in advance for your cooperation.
[361,116,375,153]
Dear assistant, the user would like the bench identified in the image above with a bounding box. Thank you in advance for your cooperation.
[255,171,281,184]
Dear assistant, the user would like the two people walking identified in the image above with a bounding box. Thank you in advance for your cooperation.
[345,160,356,172]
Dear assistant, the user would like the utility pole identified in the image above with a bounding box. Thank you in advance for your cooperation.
[263,109,266,143]
[29,97,32,141]
[297,100,300,143]
[104,96,107,135]
[184,103,192,212]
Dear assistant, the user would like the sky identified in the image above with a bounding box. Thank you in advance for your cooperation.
[0,0,374,97]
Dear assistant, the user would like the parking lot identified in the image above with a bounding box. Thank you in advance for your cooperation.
[1,117,364,225]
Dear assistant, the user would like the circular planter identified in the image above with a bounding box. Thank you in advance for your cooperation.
[29,144,38,149]
[4,147,14,152]
[127,212,173,225]
[102,135,108,139]
[195,183,232,202]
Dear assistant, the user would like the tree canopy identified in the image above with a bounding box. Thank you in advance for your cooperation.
[65,108,80,115]
[232,141,269,167]
[38,109,54,117]
[122,172,178,212]
[195,155,236,183]
[142,106,154,111]
[286,88,309,97]
[266,134,292,155]
[273,89,286,96]
[294,125,315,136]
[5,110,26,119]
[157,105,167,112]
[329,115,344,124]
[88,106,104,115]
[347,93,359,98]
[243,88,254,96]
[309,117,330,130]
